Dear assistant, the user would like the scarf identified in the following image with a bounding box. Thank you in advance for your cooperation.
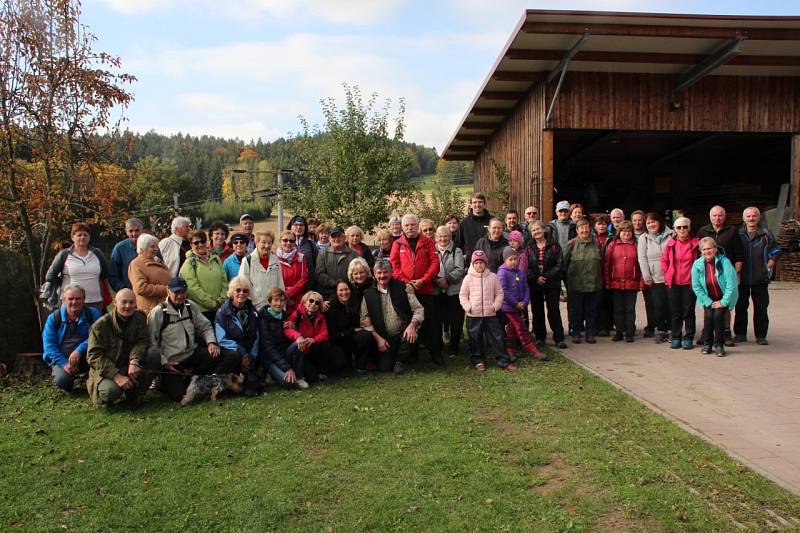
[276,246,298,263]
[317,241,331,251]
[265,307,283,319]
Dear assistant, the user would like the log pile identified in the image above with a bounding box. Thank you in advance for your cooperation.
[776,221,800,282]
[776,220,800,251]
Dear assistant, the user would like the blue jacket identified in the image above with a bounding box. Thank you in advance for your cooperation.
[108,239,137,291]
[223,254,246,281]
[42,305,101,367]
[738,225,781,286]
[691,254,739,309]
[214,298,259,360]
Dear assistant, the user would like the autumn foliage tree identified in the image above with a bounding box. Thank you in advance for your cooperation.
[0,0,135,323]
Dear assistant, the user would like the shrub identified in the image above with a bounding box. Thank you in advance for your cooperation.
[189,200,272,225]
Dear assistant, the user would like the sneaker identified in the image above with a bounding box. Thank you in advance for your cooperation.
[682,339,693,350]
[296,378,310,389]
[392,362,404,375]
[756,338,769,345]
[700,345,712,355]
[612,334,624,342]
[714,345,726,357]
[572,336,582,344]
[670,339,681,349]
[503,363,518,373]
[585,336,596,344]
[643,329,655,338]
[733,334,747,343]
[654,331,668,344]
[625,336,634,343]
[474,362,486,373]
[556,341,567,349]
[724,338,736,347]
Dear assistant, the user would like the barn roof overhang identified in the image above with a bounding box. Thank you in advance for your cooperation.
[441,10,800,161]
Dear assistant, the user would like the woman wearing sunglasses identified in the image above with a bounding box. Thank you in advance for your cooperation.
[180,230,229,322]
[276,230,309,315]
[284,291,347,382]
[661,217,700,350]
[214,277,262,394]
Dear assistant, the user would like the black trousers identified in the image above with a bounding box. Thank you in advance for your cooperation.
[611,289,637,338]
[416,293,443,363]
[334,330,374,372]
[668,284,696,341]
[530,285,564,343]
[642,285,654,332]
[435,293,464,355]
[596,288,614,332]
[377,333,415,372]
[302,340,348,381]
[159,345,241,402]
[567,291,598,337]
[734,283,770,340]
[702,306,727,347]
[644,283,670,333]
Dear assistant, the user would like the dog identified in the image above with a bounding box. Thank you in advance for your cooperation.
[180,373,244,406]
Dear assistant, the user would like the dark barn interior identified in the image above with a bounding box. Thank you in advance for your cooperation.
[553,130,791,224]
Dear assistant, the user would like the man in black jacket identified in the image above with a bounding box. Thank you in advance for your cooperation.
[457,193,492,262]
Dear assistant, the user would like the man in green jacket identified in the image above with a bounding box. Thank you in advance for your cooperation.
[86,289,159,408]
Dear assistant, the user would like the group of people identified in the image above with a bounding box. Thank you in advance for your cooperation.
[40,193,781,408]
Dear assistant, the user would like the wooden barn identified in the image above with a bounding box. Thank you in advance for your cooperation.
[441,10,800,225]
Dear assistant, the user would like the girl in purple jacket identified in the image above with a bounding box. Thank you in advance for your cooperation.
[497,247,545,361]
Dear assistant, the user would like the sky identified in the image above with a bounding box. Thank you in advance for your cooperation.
[84,0,798,153]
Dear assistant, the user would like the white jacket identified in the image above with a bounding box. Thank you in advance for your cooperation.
[637,229,675,284]
[237,250,285,310]
[158,234,184,277]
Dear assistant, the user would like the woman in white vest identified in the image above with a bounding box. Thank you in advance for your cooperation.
[238,230,284,310]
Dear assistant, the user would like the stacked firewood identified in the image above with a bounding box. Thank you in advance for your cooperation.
[776,220,800,251]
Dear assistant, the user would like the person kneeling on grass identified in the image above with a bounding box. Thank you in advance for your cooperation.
[215,276,262,395]
[498,247,545,361]
[258,288,308,389]
[691,237,739,357]
[459,250,516,373]
[284,291,346,382]
[86,289,160,409]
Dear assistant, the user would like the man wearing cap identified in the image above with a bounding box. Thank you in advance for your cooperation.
[546,201,577,251]
[223,232,250,280]
[159,216,192,277]
[239,214,256,254]
[147,277,240,402]
[316,226,357,300]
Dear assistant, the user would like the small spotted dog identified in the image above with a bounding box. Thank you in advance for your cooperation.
[180,373,244,406]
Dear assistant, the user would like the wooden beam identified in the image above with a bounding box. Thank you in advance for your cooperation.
[453,134,488,141]
[521,21,800,40]
[792,134,800,220]
[470,108,513,116]
[442,155,477,161]
[462,121,500,130]
[481,91,527,100]
[505,49,800,67]
[542,130,554,220]
[492,71,548,82]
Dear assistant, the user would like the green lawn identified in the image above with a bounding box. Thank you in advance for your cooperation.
[416,174,473,198]
[2,350,799,531]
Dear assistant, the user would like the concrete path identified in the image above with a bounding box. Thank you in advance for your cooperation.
[558,282,800,496]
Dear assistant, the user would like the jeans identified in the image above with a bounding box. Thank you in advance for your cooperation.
[436,293,465,355]
[51,355,89,391]
[567,291,598,337]
[612,289,638,338]
[703,306,727,346]
[530,285,564,343]
[734,283,770,340]
[644,283,670,333]
[466,316,510,368]
[668,284,696,341]
[263,348,306,388]
[158,345,241,402]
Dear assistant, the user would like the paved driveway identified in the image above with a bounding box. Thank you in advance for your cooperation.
[558,282,800,495]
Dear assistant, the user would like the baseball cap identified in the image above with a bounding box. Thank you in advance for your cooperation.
[330,226,344,236]
[239,213,254,222]
[556,200,571,212]
[168,277,188,292]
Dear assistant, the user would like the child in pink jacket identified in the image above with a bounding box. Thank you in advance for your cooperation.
[459,250,517,373]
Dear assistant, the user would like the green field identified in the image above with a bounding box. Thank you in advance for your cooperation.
[415,174,473,198]
[2,350,799,531]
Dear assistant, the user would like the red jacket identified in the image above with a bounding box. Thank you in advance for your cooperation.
[389,234,440,295]
[278,252,308,314]
[604,239,642,290]
[284,306,328,344]
[661,237,700,288]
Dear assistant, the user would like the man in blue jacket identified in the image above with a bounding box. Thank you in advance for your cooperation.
[108,218,143,291]
[41,284,101,391]
[734,207,781,345]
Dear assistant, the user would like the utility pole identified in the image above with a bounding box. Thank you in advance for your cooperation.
[277,170,285,230]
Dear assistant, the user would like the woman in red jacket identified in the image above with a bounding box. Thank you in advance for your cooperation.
[276,230,309,315]
[604,221,642,342]
[661,217,700,350]
[284,291,346,381]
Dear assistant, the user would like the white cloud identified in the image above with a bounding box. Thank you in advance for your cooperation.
[128,119,286,142]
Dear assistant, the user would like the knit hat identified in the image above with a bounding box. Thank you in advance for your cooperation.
[502,246,517,261]
[471,250,488,265]
[507,230,524,244]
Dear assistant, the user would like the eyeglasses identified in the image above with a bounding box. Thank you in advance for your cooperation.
[192,241,206,246]
[232,239,247,245]
[675,226,689,230]
[421,228,434,233]
[306,299,321,306]
[234,288,249,294]
[281,238,296,243]
[526,211,537,216]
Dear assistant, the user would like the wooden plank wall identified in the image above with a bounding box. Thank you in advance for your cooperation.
[793,135,800,219]
[547,72,800,132]
[474,81,545,215]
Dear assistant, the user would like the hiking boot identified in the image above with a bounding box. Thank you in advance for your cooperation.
[556,341,567,349]
[682,339,693,350]
[724,338,736,347]
[296,378,310,389]
[625,336,634,343]
[503,363,518,373]
[756,338,769,345]
[585,336,596,344]
[654,331,667,344]
[733,335,747,343]
[392,362,404,375]
[596,329,610,337]
[714,345,726,357]
[612,334,624,342]
[670,339,681,349]
[700,345,712,355]
[572,336,582,344]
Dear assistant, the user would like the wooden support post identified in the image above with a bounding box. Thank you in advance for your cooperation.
[792,134,800,220]
[542,130,554,220]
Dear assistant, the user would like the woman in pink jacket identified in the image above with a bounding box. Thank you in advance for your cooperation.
[603,221,643,342]
[284,291,346,381]
[661,217,700,350]
[459,250,517,373]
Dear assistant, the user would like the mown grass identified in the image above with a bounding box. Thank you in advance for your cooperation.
[2,350,799,532]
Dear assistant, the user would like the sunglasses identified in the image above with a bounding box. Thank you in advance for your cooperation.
[306,299,321,306]
[675,226,689,230]
[234,288,249,294]
[232,239,247,244]
[281,238,296,243]
[192,240,206,246]
[421,228,434,232]
[526,212,537,216]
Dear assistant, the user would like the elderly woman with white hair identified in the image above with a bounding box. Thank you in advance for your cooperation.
[661,216,700,350]
[346,225,375,271]
[215,276,261,391]
[159,216,192,277]
[128,233,171,315]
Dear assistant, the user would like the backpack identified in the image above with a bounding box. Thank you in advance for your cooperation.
[158,301,194,340]
[51,307,94,330]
